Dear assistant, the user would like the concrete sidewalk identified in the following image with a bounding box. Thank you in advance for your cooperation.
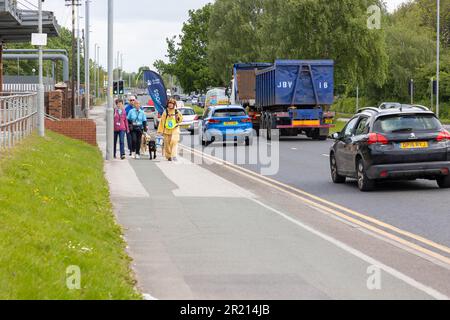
[91,106,448,300]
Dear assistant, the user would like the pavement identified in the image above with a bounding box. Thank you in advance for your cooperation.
[91,106,450,300]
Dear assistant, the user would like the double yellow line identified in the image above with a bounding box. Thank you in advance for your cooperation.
[180,145,450,266]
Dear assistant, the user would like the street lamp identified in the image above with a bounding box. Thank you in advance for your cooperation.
[436,0,440,118]
[84,0,90,117]
[106,0,114,160]
[38,0,44,137]
[94,43,98,98]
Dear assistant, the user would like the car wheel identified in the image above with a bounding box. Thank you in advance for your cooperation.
[357,160,375,192]
[201,132,207,146]
[330,154,346,184]
[189,130,195,136]
[245,136,253,146]
[437,175,450,188]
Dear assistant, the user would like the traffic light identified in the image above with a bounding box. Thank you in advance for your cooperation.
[408,79,414,96]
[118,80,124,95]
[113,81,118,95]
[433,80,438,95]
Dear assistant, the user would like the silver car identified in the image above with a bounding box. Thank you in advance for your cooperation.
[142,106,157,123]
[178,107,199,135]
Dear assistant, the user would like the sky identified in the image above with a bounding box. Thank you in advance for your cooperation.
[34,0,409,73]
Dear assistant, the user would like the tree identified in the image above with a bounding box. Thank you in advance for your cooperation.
[208,0,265,84]
[154,4,219,93]
[208,0,389,91]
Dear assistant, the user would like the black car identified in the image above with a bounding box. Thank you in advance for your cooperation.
[330,105,450,191]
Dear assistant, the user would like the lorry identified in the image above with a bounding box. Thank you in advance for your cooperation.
[230,63,272,132]
[231,60,335,140]
[205,87,229,108]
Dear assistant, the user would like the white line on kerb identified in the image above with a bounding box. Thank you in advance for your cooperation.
[251,198,448,300]
[143,293,158,300]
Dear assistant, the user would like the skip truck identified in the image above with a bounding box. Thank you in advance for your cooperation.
[231,60,335,140]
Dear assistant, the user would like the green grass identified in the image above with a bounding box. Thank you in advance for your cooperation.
[330,120,347,134]
[0,132,141,300]
[184,103,204,116]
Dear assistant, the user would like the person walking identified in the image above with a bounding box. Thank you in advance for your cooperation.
[113,99,129,160]
[124,96,137,156]
[157,98,183,162]
[127,100,147,159]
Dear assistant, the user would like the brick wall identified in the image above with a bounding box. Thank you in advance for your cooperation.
[47,90,64,119]
[45,119,97,146]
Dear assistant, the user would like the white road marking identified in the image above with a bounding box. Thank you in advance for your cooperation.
[322,154,330,157]
[252,198,448,300]
[105,160,150,198]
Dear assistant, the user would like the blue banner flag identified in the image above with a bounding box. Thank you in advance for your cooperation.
[143,70,168,115]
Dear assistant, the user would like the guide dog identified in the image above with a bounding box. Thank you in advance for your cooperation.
[142,132,157,160]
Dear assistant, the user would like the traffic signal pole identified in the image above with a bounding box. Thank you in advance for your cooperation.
[106,0,114,160]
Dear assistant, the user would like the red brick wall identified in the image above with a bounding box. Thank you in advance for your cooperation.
[45,119,97,146]
[47,91,64,119]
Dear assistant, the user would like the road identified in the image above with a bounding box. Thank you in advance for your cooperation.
[180,133,450,250]
[90,106,450,299]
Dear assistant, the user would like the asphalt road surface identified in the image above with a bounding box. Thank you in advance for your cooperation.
[180,133,450,249]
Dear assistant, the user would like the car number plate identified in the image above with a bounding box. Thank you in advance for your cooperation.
[224,121,238,126]
[324,118,333,124]
[181,125,190,129]
[400,141,429,149]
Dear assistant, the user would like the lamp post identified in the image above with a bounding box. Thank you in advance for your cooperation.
[84,0,90,117]
[94,43,97,98]
[97,45,100,98]
[38,0,44,137]
[106,0,114,160]
[436,0,440,118]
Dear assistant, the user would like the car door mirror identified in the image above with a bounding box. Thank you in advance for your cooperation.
[331,132,340,140]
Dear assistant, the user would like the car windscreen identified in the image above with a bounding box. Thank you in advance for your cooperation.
[143,107,155,112]
[179,109,195,116]
[374,114,442,133]
[213,109,246,117]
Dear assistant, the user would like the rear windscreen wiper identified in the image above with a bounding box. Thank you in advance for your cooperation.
[391,128,414,133]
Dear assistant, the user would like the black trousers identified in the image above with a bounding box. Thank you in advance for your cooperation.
[131,129,143,155]
[126,132,132,154]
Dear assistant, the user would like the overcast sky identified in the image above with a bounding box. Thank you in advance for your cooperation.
[37,0,409,73]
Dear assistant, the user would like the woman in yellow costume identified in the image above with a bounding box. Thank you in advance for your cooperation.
[157,98,183,161]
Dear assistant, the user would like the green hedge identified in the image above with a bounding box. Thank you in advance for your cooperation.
[331,97,450,121]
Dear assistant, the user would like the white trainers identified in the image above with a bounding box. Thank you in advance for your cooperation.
[132,152,136,159]
[136,154,141,159]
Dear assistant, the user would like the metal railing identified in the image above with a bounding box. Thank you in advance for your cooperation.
[2,83,54,93]
[0,93,38,151]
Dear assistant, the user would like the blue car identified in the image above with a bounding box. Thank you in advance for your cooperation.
[200,105,254,146]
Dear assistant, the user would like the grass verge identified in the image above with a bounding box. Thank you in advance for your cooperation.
[330,120,347,134]
[0,132,141,300]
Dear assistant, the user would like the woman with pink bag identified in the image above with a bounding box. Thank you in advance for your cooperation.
[114,99,130,160]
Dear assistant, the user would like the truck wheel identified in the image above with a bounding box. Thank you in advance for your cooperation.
[266,115,272,140]
[311,129,327,140]
[437,175,450,188]
[261,113,266,130]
